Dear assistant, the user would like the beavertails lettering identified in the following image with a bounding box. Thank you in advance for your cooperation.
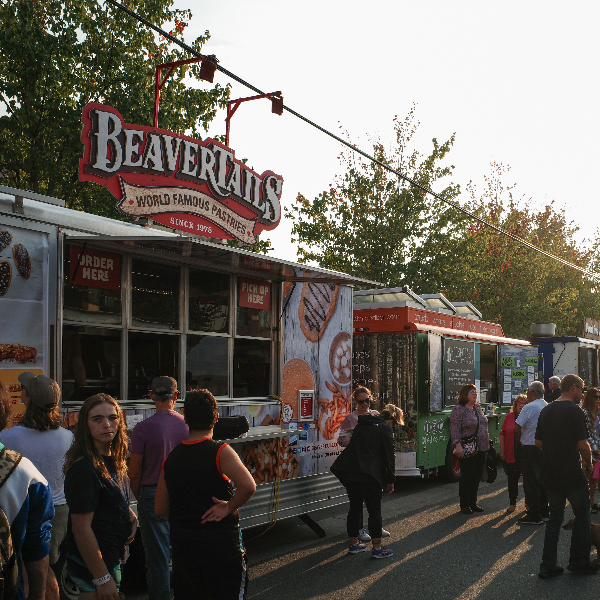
[79,102,283,242]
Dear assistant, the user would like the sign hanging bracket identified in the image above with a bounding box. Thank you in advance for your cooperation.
[153,55,218,128]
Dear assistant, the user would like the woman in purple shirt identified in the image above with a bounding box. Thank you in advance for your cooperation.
[449,384,490,515]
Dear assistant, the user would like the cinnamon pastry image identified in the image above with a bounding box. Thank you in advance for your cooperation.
[12,244,31,279]
[0,261,11,296]
[298,281,339,342]
[0,231,12,251]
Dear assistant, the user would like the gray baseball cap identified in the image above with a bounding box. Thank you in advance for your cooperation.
[17,372,60,410]
[151,376,177,395]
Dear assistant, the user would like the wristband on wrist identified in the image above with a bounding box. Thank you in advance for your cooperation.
[92,573,112,586]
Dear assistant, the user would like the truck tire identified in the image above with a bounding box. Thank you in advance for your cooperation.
[442,441,461,483]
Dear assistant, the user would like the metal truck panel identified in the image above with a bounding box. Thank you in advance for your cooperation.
[238,472,347,529]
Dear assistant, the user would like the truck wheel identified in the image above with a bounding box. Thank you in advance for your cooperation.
[442,442,461,483]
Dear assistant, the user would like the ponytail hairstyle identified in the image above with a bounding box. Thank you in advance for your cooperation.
[379,404,404,427]
[64,394,128,482]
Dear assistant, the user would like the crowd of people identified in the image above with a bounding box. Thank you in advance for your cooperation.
[447,375,600,579]
[1,370,599,597]
[0,373,254,600]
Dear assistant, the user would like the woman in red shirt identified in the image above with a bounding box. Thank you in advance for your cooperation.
[500,394,527,513]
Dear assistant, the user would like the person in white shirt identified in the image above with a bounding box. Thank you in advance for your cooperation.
[1,373,74,600]
[514,380,549,525]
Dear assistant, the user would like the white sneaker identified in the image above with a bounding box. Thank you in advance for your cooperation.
[381,528,390,538]
[358,528,371,542]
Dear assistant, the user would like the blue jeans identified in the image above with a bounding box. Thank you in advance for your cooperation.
[138,485,171,600]
[541,485,591,571]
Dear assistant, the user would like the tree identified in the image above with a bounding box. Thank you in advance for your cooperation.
[0,0,230,219]
[440,162,600,338]
[285,106,466,289]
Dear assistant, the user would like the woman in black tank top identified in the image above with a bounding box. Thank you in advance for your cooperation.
[155,390,256,600]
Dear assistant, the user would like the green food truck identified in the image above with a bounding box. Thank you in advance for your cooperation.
[352,287,539,481]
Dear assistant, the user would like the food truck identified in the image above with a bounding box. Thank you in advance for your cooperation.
[352,287,539,480]
[0,182,379,535]
[530,319,600,390]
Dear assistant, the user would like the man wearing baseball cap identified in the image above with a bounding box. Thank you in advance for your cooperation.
[129,377,188,600]
[1,372,74,600]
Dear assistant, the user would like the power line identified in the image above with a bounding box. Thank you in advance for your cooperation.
[105,0,600,281]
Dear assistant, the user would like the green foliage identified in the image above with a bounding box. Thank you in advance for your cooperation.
[286,106,600,338]
[286,106,466,289]
[226,237,272,255]
[438,162,600,338]
[0,0,230,218]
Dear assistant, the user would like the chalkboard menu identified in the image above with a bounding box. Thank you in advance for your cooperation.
[444,339,475,406]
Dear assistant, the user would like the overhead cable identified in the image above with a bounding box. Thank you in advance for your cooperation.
[105,0,600,281]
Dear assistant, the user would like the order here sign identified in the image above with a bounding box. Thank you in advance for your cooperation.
[70,246,120,290]
[239,277,270,310]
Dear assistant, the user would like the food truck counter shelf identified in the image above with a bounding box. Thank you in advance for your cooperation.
[219,426,295,445]
[215,397,282,406]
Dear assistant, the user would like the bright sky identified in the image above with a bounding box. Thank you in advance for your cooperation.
[172,0,600,265]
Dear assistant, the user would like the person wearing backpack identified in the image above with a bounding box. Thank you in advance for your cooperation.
[0,383,54,600]
[1,373,74,600]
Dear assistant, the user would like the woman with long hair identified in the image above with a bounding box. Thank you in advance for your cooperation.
[64,395,137,600]
[499,394,527,513]
[449,384,490,514]
[581,387,600,512]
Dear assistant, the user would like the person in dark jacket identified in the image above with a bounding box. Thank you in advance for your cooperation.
[331,403,403,559]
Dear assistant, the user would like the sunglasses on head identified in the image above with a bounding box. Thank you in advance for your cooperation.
[356,399,370,405]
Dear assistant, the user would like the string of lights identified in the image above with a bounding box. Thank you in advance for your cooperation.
[105,0,600,281]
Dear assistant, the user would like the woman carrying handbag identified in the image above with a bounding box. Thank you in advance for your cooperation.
[449,384,490,515]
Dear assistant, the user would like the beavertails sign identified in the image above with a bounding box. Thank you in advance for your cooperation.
[79,102,283,243]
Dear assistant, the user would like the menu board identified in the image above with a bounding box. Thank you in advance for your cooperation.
[444,339,475,406]
[499,344,539,405]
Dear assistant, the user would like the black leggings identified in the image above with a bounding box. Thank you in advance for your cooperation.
[504,464,521,505]
[344,480,383,539]
[458,452,486,509]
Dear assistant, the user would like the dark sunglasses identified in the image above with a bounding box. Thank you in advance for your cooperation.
[356,399,370,405]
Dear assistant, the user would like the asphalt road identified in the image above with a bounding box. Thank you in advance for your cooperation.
[122,469,600,600]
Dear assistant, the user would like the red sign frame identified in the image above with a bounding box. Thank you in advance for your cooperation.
[79,102,283,243]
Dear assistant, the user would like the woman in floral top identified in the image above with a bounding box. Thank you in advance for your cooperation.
[449,384,490,515]
[581,387,600,512]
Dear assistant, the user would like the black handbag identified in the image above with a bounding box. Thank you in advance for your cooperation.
[213,416,250,440]
[485,444,498,483]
